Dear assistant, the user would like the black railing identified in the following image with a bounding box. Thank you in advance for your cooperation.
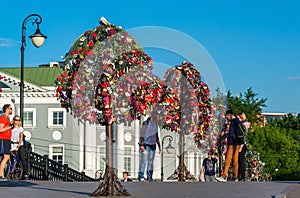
[28,152,97,182]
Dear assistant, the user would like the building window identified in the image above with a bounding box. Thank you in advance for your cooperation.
[123,116,132,127]
[124,146,133,174]
[18,108,36,127]
[48,108,66,127]
[97,146,106,172]
[24,111,33,126]
[49,145,64,164]
[53,112,63,125]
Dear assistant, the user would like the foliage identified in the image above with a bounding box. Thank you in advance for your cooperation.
[247,125,300,180]
[227,87,267,127]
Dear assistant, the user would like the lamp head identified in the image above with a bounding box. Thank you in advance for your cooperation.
[29,27,47,48]
[165,139,175,154]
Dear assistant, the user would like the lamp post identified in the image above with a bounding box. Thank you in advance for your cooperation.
[20,14,47,126]
[161,135,175,181]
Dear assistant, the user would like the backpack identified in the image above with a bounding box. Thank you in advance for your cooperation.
[236,122,247,142]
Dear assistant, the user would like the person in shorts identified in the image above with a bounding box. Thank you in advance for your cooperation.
[0,104,13,181]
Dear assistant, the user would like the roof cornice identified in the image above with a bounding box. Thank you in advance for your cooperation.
[0,71,47,92]
[0,91,56,98]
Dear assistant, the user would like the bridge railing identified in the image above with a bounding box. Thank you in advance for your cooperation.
[28,152,98,182]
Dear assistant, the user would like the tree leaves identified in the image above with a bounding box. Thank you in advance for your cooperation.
[227,87,267,127]
[247,125,300,180]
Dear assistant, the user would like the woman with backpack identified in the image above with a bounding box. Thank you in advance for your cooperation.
[237,112,251,181]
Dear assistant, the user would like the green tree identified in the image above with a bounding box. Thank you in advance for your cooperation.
[247,125,300,180]
[268,113,300,180]
[227,87,267,126]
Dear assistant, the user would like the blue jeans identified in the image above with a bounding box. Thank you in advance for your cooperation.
[138,145,156,180]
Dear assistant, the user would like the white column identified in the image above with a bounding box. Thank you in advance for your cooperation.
[189,152,194,175]
[117,122,124,178]
[196,153,199,177]
[134,120,140,178]
[84,120,96,177]
[78,119,85,172]
[200,153,204,181]
[153,127,161,179]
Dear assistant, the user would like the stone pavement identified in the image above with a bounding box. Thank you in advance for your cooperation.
[0,180,299,198]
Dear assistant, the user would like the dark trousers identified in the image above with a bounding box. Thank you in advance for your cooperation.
[238,145,247,181]
[18,146,28,175]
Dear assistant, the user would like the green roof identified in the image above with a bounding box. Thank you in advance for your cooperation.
[0,67,64,87]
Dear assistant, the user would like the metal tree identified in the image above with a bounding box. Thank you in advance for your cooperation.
[55,17,156,196]
[130,61,212,181]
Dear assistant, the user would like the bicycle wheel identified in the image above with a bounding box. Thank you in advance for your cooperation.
[12,160,23,180]
[4,160,11,179]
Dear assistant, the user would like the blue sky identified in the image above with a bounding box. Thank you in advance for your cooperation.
[0,0,299,113]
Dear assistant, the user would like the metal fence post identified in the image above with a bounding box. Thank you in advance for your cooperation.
[26,151,31,177]
[43,155,49,180]
[81,171,85,181]
[64,164,69,181]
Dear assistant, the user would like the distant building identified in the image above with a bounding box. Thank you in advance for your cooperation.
[261,112,287,126]
[0,65,205,180]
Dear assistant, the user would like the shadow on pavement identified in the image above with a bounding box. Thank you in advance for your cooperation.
[0,180,38,187]
[31,186,91,196]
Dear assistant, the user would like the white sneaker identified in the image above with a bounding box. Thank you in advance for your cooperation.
[216,177,227,182]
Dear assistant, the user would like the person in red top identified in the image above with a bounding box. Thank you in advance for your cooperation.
[0,104,13,181]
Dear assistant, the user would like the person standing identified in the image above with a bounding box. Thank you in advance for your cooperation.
[199,151,218,182]
[138,111,161,182]
[0,104,13,181]
[11,115,28,179]
[216,110,241,182]
[237,112,251,181]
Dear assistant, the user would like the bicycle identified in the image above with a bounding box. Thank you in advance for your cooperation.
[4,151,23,180]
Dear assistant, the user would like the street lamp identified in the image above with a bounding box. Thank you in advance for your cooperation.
[161,135,175,181]
[20,14,47,126]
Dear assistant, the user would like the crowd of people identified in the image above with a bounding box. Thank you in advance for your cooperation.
[214,110,250,182]
[0,104,28,181]
[1,104,250,183]
[198,110,251,182]
[133,109,251,183]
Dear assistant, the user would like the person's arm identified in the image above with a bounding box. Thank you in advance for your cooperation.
[199,166,204,181]
[243,122,251,143]
[156,132,161,153]
[214,154,219,161]
[239,122,250,151]
[17,131,24,149]
[0,123,12,133]
[139,124,147,152]
[238,144,243,152]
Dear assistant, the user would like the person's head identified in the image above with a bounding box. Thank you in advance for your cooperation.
[237,112,247,121]
[123,171,129,179]
[225,109,235,121]
[13,115,22,127]
[2,104,13,115]
[207,151,213,159]
[150,111,159,123]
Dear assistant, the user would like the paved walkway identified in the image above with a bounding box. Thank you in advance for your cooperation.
[0,180,299,198]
